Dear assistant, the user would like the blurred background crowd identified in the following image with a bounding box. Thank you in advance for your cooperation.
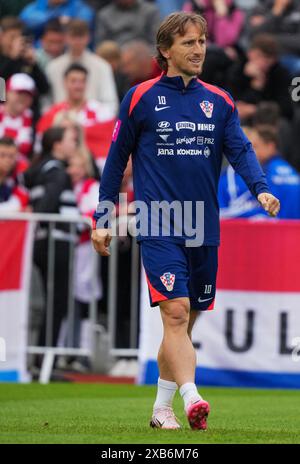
[1,0,300,374]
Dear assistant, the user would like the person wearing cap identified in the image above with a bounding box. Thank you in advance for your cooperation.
[46,19,118,116]
[0,73,35,158]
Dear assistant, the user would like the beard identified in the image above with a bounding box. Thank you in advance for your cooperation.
[179,61,204,77]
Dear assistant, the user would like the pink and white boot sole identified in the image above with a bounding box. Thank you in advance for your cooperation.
[186,398,210,430]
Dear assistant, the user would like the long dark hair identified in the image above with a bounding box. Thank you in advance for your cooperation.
[41,127,66,157]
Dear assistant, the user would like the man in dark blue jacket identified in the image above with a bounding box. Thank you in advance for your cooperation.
[92,12,280,431]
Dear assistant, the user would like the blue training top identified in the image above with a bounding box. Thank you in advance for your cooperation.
[94,73,270,245]
[218,155,300,219]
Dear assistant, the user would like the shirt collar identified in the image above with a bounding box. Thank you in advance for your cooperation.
[160,74,199,90]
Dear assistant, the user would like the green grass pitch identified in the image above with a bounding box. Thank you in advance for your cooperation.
[0,383,299,444]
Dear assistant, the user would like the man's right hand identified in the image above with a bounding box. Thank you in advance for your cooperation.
[91,228,112,256]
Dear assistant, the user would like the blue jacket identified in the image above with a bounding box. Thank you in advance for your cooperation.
[20,0,94,39]
[218,155,300,219]
[94,74,270,245]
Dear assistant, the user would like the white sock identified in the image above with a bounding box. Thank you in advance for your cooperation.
[179,382,202,410]
[153,377,178,410]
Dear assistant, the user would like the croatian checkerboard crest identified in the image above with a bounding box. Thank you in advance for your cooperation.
[160,272,175,292]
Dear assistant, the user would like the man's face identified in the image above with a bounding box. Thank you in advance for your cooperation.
[250,131,274,162]
[6,91,33,116]
[64,71,87,102]
[0,144,17,176]
[247,48,273,73]
[1,28,22,54]
[66,33,89,56]
[56,128,78,160]
[121,49,142,81]
[42,31,65,58]
[67,155,86,184]
[162,23,206,78]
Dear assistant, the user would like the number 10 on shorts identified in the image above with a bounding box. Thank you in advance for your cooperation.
[204,284,212,294]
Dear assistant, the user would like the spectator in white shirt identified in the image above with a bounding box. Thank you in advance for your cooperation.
[46,19,119,116]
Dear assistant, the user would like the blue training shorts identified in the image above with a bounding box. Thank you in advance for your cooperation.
[140,240,218,311]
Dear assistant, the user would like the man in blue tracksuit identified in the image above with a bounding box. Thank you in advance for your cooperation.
[218,126,300,219]
[92,12,280,430]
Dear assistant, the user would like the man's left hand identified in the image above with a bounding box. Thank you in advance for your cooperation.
[257,192,280,217]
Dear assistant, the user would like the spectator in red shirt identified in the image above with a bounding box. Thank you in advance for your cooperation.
[55,150,102,371]
[38,64,115,130]
[67,151,102,306]
[37,63,116,159]
[0,73,35,158]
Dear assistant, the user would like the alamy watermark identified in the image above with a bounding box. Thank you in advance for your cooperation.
[0,77,6,102]
[291,77,300,102]
[291,337,300,362]
[0,337,6,362]
[95,193,205,247]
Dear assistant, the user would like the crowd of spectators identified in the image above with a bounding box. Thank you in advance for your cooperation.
[1,0,300,370]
